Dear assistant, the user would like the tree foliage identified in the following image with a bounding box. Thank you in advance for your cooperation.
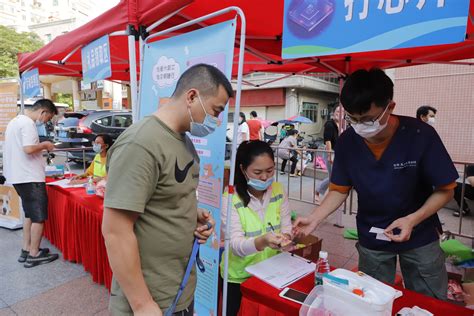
[54,93,73,108]
[0,26,43,78]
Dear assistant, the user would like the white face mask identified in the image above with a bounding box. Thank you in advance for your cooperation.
[427,117,436,126]
[351,106,390,139]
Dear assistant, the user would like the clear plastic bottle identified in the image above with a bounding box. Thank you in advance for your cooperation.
[85,176,95,195]
[315,251,330,286]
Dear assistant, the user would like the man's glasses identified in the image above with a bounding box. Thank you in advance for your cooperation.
[344,102,392,126]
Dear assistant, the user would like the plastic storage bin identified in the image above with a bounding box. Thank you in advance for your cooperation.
[299,286,354,316]
[300,269,402,316]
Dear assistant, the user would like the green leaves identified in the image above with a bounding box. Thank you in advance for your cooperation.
[0,26,43,78]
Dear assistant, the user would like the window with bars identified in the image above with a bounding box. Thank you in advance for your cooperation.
[300,102,318,123]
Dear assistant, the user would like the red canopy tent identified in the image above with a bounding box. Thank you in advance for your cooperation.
[18,0,474,81]
[161,0,474,77]
[17,0,192,80]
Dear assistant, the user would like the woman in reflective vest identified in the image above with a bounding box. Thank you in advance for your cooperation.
[221,140,293,316]
[70,134,113,183]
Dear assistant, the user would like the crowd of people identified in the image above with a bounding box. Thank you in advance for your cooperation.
[4,65,472,316]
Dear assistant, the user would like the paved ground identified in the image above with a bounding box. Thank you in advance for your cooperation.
[1,171,472,315]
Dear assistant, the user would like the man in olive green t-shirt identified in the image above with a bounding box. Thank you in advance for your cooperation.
[102,64,233,316]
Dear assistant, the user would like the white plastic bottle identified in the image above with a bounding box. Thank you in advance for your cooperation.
[85,177,95,195]
[315,250,330,286]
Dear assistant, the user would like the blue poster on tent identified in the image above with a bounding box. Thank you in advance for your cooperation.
[282,0,471,59]
[21,68,40,98]
[139,20,236,316]
[81,35,111,83]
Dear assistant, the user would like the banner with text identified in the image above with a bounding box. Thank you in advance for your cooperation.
[81,35,112,84]
[282,0,471,59]
[139,20,236,315]
[21,68,40,99]
[0,82,23,229]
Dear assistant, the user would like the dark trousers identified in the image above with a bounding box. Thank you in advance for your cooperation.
[357,241,447,300]
[454,182,474,211]
[225,282,242,316]
[281,155,298,174]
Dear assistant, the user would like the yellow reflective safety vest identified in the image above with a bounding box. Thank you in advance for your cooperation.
[92,154,107,177]
[221,181,284,284]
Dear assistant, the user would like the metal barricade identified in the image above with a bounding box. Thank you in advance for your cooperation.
[444,161,474,243]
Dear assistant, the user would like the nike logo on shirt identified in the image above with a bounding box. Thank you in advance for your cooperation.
[175,159,194,183]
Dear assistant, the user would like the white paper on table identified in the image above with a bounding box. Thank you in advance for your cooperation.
[47,178,86,189]
[245,252,316,289]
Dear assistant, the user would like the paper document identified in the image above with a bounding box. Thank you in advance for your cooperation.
[245,252,316,289]
[369,227,391,242]
[47,178,86,189]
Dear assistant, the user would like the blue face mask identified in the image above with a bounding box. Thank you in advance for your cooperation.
[92,143,102,153]
[247,176,274,192]
[189,93,219,137]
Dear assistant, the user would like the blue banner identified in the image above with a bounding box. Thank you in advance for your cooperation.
[21,68,40,98]
[282,0,470,59]
[81,35,112,83]
[139,20,236,315]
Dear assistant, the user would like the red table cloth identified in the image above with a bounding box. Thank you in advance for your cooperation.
[44,182,112,290]
[240,274,473,316]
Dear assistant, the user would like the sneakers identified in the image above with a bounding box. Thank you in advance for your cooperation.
[24,248,58,268]
[18,247,50,263]
[18,249,29,263]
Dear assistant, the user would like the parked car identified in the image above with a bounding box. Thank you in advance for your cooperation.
[55,110,133,162]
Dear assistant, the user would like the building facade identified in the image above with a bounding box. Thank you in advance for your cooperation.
[393,61,474,163]
[0,0,93,41]
[230,73,340,140]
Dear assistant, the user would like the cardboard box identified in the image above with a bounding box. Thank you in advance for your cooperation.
[290,235,322,263]
[462,282,474,307]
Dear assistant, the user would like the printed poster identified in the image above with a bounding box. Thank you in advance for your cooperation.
[139,20,237,315]
[282,0,471,59]
[0,82,23,229]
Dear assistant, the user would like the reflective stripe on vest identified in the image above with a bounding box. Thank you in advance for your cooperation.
[221,181,285,284]
[92,154,107,177]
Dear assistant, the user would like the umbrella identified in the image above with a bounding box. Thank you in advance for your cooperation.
[277,115,313,124]
[256,118,274,128]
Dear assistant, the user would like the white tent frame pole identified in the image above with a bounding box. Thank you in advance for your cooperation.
[128,33,139,122]
[137,35,144,119]
[59,45,82,64]
[143,7,246,316]
[19,77,24,114]
[223,8,245,316]
[146,6,189,33]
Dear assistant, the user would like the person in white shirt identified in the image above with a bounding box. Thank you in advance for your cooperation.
[237,112,249,145]
[220,140,292,316]
[4,99,59,268]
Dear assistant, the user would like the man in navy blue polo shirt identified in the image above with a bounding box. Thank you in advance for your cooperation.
[294,68,457,300]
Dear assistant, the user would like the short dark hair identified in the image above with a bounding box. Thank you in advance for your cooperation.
[340,68,394,115]
[235,141,275,207]
[250,111,257,118]
[32,99,58,115]
[287,129,298,136]
[95,134,113,150]
[416,105,437,120]
[172,64,234,99]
